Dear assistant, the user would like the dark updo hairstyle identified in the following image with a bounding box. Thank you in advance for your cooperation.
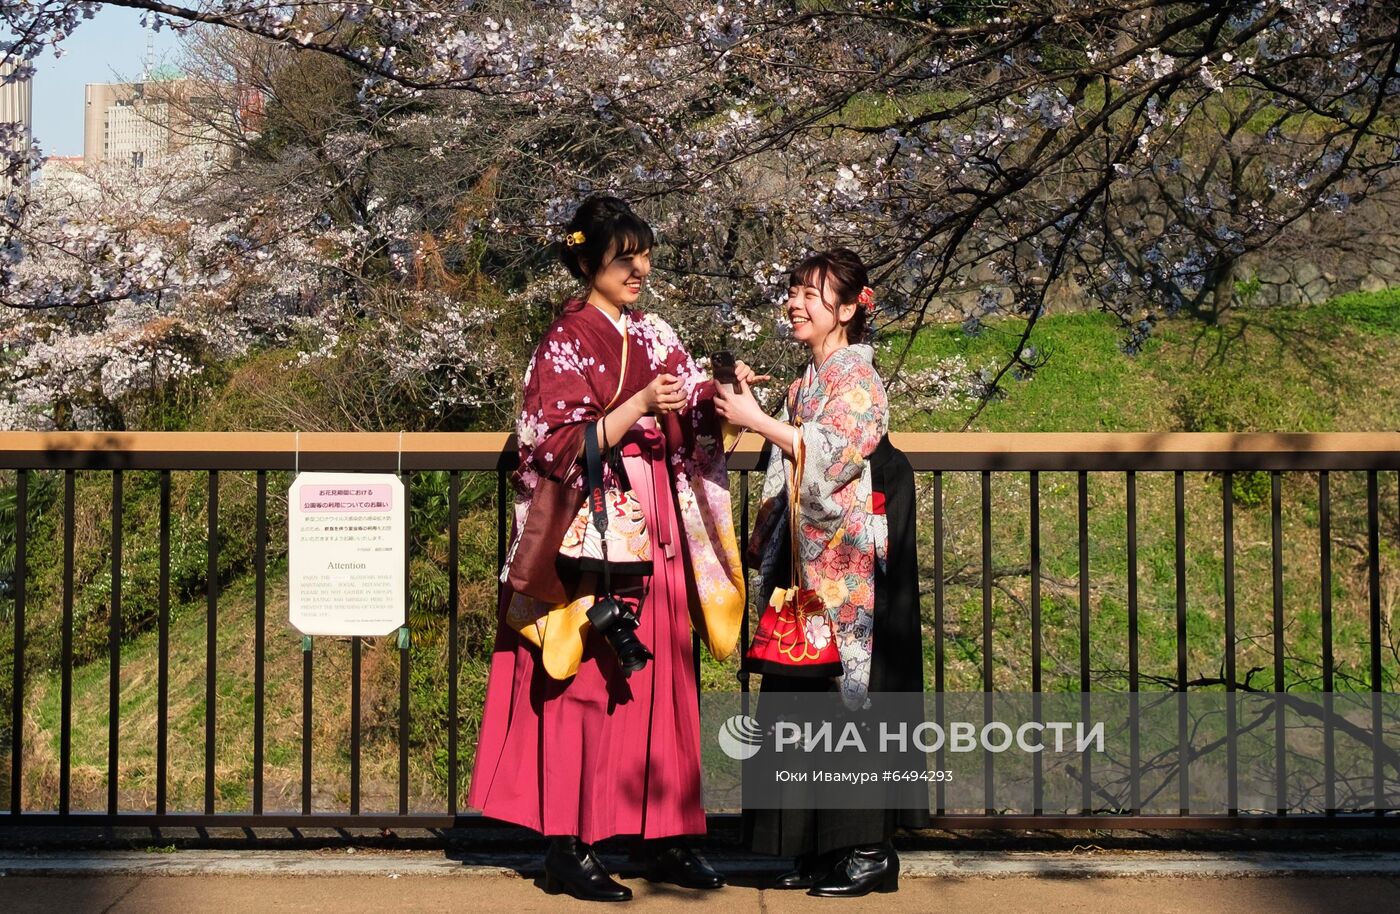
[559,194,656,282]
[788,247,871,343]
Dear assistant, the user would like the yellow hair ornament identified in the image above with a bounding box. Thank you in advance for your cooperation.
[565,230,586,247]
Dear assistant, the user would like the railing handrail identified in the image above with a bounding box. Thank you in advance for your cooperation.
[0,430,1398,471]
[4,429,1399,829]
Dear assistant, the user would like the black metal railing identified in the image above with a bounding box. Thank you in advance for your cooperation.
[0,431,1397,830]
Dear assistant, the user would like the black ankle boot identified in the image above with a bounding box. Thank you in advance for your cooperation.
[773,851,836,890]
[544,836,632,902]
[807,843,898,897]
[643,838,726,889]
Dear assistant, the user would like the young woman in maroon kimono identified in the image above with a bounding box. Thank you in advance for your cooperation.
[468,195,752,902]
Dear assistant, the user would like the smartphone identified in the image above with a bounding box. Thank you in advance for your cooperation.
[711,350,738,393]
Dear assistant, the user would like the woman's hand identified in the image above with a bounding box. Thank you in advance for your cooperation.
[636,373,687,414]
[716,377,798,459]
[734,360,771,388]
[601,373,685,448]
[714,379,769,430]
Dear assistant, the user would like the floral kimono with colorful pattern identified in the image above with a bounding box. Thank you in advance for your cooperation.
[498,298,745,678]
[751,344,889,708]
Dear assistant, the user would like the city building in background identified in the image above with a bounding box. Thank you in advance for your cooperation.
[84,78,239,170]
[0,61,34,194]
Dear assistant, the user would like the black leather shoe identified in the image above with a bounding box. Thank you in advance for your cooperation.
[773,866,813,890]
[643,840,726,890]
[807,844,898,897]
[772,852,833,890]
[544,836,632,902]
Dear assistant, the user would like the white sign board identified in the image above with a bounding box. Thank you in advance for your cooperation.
[288,472,406,637]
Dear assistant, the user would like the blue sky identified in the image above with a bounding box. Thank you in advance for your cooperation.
[31,7,182,157]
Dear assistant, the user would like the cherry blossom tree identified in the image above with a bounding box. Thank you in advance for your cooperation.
[1,1,1397,427]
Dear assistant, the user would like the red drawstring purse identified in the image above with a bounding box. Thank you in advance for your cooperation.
[744,432,844,678]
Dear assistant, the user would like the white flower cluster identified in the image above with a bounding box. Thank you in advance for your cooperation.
[893,355,984,415]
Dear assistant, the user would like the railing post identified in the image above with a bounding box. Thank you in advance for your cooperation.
[205,470,218,816]
[1271,470,1286,815]
[107,470,123,816]
[254,470,267,816]
[1127,470,1139,815]
[8,469,26,815]
[447,470,460,815]
[1224,472,1237,816]
[1030,470,1042,816]
[1174,470,1188,816]
[59,469,74,817]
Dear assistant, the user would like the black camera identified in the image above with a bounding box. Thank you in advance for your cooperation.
[587,595,653,676]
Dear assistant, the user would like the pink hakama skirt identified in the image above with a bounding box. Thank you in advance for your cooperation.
[467,419,705,843]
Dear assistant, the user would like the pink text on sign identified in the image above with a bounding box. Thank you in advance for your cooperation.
[299,484,395,513]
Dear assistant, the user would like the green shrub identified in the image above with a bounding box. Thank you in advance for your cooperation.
[1231,470,1271,508]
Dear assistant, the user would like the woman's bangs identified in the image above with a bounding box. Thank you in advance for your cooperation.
[611,215,655,258]
[788,258,830,295]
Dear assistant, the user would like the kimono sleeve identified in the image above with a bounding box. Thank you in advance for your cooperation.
[797,357,887,530]
[641,312,723,455]
[518,324,607,484]
[644,313,718,408]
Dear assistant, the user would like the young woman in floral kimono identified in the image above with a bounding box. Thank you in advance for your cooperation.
[715,248,928,897]
[468,195,754,902]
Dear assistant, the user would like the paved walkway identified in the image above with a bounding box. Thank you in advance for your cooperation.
[3,850,1400,913]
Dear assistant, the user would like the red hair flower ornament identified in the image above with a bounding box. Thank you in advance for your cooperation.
[857,285,875,313]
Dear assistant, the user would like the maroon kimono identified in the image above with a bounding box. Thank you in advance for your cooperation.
[468,299,743,841]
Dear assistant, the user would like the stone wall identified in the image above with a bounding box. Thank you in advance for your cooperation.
[920,184,1400,322]
[1238,194,1400,307]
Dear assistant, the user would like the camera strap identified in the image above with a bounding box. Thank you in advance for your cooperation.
[584,421,613,597]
